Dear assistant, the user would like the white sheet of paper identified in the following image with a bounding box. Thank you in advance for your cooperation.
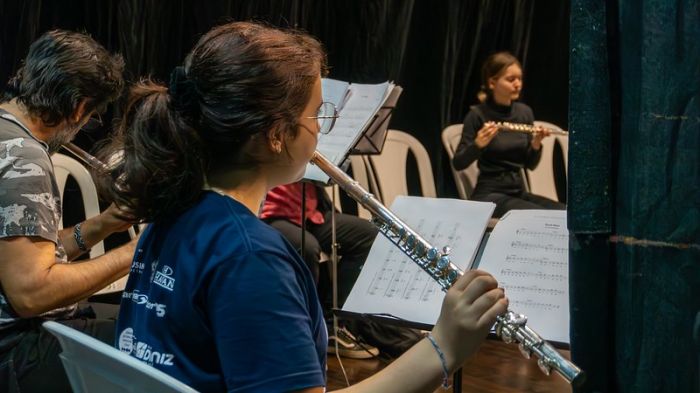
[304,80,392,183]
[321,78,350,108]
[342,196,495,325]
[477,209,570,344]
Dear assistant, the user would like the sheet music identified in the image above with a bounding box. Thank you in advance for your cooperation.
[304,79,393,183]
[321,78,350,108]
[477,210,570,344]
[342,196,495,325]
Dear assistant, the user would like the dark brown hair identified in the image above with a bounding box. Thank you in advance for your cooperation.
[477,51,521,103]
[3,30,124,126]
[101,22,326,222]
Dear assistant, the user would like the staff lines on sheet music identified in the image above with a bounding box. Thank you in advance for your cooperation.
[366,218,452,302]
[504,254,567,269]
[505,284,566,296]
[510,299,561,311]
[500,268,567,281]
[510,240,567,254]
[515,228,568,239]
[367,249,439,302]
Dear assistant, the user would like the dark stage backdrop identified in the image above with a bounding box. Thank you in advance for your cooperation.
[0,0,569,197]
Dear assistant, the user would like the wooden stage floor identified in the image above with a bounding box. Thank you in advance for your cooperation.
[327,339,573,392]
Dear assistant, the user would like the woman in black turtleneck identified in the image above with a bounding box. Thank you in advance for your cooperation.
[452,51,565,218]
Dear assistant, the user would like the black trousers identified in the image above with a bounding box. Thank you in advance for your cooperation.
[471,172,566,218]
[0,316,115,393]
[265,211,378,308]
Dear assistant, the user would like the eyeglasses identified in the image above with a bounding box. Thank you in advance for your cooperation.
[304,102,338,135]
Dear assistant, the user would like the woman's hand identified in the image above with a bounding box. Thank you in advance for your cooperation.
[530,125,552,150]
[474,122,500,149]
[430,270,508,372]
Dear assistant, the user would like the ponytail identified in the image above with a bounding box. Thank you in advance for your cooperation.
[477,87,488,103]
[99,79,206,222]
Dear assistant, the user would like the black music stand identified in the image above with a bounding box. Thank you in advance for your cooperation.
[349,85,403,156]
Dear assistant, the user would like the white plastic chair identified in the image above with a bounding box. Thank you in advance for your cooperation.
[367,130,436,207]
[52,153,105,258]
[52,153,132,295]
[441,124,480,199]
[43,321,198,393]
[526,121,562,202]
[534,120,568,178]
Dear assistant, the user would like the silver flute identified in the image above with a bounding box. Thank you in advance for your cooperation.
[311,151,585,387]
[495,121,569,136]
[63,142,110,172]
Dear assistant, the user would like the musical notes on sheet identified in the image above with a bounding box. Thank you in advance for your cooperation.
[478,210,570,343]
[342,196,495,325]
[500,268,567,282]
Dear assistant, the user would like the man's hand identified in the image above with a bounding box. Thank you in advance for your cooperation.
[97,203,138,234]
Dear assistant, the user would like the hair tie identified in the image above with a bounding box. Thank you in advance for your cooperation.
[169,66,200,120]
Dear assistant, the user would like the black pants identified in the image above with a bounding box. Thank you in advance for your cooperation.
[265,211,378,308]
[471,172,566,218]
[0,317,115,393]
[472,190,566,218]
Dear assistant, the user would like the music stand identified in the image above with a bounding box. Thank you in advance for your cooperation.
[349,86,403,156]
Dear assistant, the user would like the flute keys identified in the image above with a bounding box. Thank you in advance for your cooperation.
[405,234,415,248]
[437,255,450,270]
[427,247,439,261]
[447,269,460,284]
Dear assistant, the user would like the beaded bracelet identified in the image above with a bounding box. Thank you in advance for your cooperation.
[73,222,89,252]
[427,333,451,389]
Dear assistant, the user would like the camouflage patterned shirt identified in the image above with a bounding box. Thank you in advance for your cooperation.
[0,109,76,335]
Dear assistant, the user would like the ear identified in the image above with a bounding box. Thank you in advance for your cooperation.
[267,132,283,154]
[70,99,90,124]
[488,77,496,90]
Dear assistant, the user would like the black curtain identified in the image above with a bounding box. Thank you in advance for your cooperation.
[0,0,569,198]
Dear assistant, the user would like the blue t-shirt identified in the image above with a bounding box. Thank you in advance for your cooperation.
[116,192,327,392]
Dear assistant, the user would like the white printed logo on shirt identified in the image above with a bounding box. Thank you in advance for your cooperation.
[153,265,175,291]
[118,327,175,367]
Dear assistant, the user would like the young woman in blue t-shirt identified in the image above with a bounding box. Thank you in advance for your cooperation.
[102,21,508,393]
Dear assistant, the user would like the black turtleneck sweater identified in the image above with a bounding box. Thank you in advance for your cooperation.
[452,99,542,193]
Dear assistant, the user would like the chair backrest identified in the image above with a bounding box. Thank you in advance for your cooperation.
[441,124,479,199]
[367,130,436,207]
[535,120,568,178]
[52,153,132,295]
[526,121,560,201]
[52,153,104,258]
[43,321,198,393]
